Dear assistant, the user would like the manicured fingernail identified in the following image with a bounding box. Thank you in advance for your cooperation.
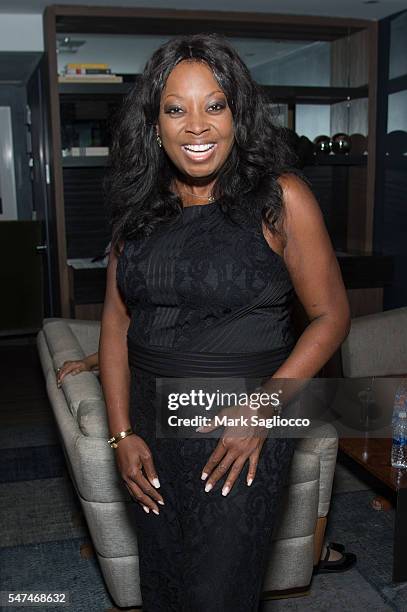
[152,478,160,488]
[247,478,253,486]
[201,472,208,481]
[195,426,203,432]
[142,505,150,513]
[222,486,230,496]
[152,509,159,515]
[157,500,165,505]
[205,483,213,493]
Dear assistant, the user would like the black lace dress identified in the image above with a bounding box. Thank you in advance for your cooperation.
[116,200,297,612]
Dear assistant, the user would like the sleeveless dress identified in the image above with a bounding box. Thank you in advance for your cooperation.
[116,199,297,612]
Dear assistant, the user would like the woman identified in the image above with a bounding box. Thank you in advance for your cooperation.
[99,34,350,611]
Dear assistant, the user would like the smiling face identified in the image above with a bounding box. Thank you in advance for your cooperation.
[156,60,235,182]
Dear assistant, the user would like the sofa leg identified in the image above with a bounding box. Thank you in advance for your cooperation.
[313,516,327,567]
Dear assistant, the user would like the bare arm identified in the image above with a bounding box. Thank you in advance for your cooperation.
[266,172,351,381]
[56,351,99,385]
[84,352,99,370]
[98,243,132,437]
[99,242,164,514]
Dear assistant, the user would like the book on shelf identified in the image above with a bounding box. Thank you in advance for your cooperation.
[66,63,110,70]
[66,68,112,75]
[58,74,123,83]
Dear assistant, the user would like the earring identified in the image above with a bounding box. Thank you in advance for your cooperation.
[156,133,162,148]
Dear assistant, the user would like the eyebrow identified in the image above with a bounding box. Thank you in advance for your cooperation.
[164,89,225,101]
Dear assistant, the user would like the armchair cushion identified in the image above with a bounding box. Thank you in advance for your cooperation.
[341,306,407,378]
[77,399,109,438]
[297,423,338,517]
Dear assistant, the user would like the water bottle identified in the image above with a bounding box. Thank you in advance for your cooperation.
[391,388,407,467]
[392,383,407,425]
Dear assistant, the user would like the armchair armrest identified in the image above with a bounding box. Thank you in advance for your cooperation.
[296,423,338,518]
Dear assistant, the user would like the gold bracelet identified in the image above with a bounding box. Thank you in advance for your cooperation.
[107,427,134,449]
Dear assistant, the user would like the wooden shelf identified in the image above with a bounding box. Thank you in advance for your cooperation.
[308,154,368,166]
[59,82,132,98]
[58,79,368,105]
[388,73,407,95]
[262,84,368,104]
[52,7,368,41]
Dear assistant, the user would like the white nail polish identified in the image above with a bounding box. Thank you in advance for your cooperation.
[152,478,160,488]
[222,486,230,496]
[157,500,165,505]
[142,505,150,513]
[247,478,253,486]
[152,509,159,515]
[205,483,213,493]
[201,472,208,481]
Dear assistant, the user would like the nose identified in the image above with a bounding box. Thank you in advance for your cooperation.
[184,107,210,136]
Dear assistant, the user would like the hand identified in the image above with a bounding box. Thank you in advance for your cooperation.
[114,434,164,515]
[56,359,91,387]
[197,403,269,496]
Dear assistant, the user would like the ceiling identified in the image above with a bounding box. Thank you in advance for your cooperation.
[1,0,407,20]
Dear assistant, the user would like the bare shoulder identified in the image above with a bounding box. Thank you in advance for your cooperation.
[275,172,338,281]
[276,172,324,236]
[262,172,321,256]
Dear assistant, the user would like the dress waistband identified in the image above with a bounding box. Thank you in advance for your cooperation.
[127,336,294,378]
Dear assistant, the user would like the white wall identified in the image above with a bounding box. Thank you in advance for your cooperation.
[0,14,43,51]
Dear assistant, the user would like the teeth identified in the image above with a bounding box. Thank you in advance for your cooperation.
[184,144,215,152]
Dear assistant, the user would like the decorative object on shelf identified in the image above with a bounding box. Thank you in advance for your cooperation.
[349,133,368,156]
[56,36,86,54]
[313,135,331,154]
[331,133,351,155]
[386,130,407,156]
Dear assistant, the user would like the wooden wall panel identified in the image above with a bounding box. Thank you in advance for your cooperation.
[331,28,369,87]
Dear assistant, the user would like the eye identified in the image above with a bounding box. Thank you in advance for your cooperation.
[207,101,226,112]
[164,106,183,115]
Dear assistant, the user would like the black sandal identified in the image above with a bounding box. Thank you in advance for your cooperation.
[313,543,357,575]
[329,542,345,554]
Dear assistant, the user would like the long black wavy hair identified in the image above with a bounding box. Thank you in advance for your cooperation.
[105,33,307,257]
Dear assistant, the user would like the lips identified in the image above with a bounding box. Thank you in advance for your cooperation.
[181,143,217,162]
